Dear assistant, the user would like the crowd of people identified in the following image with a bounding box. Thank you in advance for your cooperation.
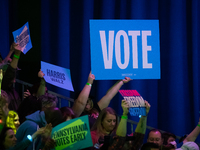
[0,42,199,150]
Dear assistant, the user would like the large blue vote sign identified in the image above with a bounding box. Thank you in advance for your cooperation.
[90,20,160,80]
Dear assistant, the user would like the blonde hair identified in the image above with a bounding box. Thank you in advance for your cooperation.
[6,111,19,134]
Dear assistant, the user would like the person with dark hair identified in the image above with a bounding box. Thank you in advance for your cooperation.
[147,129,163,146]
[2,43,22,111]
[0,124,52,150]
[141,142,159,150]
[23,69,47,99]
[60,106,75,121]
[17,95,42,124]
[16,107,63,150]
[162,132,177,148]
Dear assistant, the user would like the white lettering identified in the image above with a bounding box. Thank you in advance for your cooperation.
[99,30,114,69]
[99,30,153,69]
[115,30,129,69]
[142,31,152,68]
[128,31,140,68]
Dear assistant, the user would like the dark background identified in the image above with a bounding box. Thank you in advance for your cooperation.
[0,0,199,144]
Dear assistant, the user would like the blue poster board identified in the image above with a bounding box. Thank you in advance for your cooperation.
[90,20,160,80]
[51,115,93,150]
[12,22,32,54]
[41,61,74,91]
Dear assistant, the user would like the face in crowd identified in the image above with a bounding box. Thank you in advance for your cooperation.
[102,112,116,133]
[147,130,163,146]
[85,98,93,112]
[4,129,17,149]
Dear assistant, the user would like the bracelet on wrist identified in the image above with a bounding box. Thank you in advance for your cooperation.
[27,135,32,142]
[197,124,200,127]
[86,82,92,87]
[121,115,128,119]
[13,54,20,59]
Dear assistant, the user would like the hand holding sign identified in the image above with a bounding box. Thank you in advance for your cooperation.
[122,77,132,84]
[12,22,32,54]
[87,71,95,85]
[38,69,45,78]
[13,43,22,55]
[144,100,151,116]
[121,99,129,116]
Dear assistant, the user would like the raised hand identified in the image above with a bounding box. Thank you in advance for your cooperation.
[38,69,45,78]
[87,71,95,85]
[23,89,31,99]
[122,77,132,84]
[144,100,151,115]
[13,43,22,52]
[121,99,129,116]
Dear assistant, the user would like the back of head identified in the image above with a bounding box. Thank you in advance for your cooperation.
[44,107,63,127]
[141,142,159,150]
[38,93,58,109]
[60,106,75,121]
[17,95,42,124]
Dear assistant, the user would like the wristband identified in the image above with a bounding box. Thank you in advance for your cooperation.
[197,124,200,127]
[86,83,92,87]
[13,54,20,59]
[27,135,32,142]
[121,115,128,119]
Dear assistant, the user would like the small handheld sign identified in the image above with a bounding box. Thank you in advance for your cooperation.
[12,22,32,54]
[41,61,74,92]
[119,90,146,116]
[51,115,93,150]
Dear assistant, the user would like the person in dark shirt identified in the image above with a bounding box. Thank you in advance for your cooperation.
[2,43,22,112]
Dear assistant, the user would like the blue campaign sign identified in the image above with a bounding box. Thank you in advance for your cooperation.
[12,22,32,54]
[41,61,74,92]
[90,20,160,80]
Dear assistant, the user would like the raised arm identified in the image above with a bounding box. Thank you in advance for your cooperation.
[72,72,95,117]
[135,100,151,134]
[10,43,21,69]
[183,118,200,143]
[97,77,131,110]
[2,43,22,90]
[36,69,46,97]
[116,100,129,137]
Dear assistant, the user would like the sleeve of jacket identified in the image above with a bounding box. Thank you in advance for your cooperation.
[2,65,16,90]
